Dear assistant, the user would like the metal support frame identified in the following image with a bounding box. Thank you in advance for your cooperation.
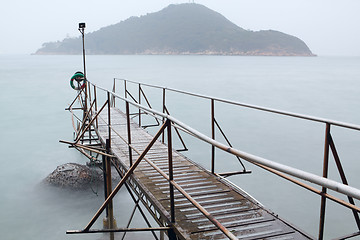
[123,182,160,240]
[74,99,108,144]
[140,85,161,128]
[64,83,168,238]
[74,98,96,139]
[211,100,250,176]
[81,121,168,233]
[66,105,237,238]
[120,194,160,240]
[65,79,360,240]
[69,83,172,237]
[112,160,168,233]
[111,79,360,237]
[117,79,360,239]
[122,81,160,129]
[121,79,245,174]
[123,82,186,151]
[318,123,360,240]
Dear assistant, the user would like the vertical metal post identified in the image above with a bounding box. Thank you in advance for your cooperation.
[105,139,115,240]
[126,101,133,166]
[106,92,113,235]
[318,123,330,240]
[167,119,177,240]
[88,84,92,145]
[88,80,92,108]
[88,82,92,113]
[211,99,215,174]
[94,85,98,129]
[112,78,116,108]
[139,84,142,127]
[102,152,108,217]
[107,92,111,147]
[160,228,165,240]
[124,80,127,98]
[162,88,166,143]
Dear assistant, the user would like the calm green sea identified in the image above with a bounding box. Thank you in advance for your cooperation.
[1,55,360,239]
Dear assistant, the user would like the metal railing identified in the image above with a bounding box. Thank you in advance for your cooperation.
[66,79,360,240]
[114,78,254,175]
[113,78,360,239]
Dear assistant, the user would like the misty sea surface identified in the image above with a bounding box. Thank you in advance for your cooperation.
[1,54,360,240]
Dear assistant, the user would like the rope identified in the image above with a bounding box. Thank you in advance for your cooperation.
[69,93,83,138]
[70,107,77,132]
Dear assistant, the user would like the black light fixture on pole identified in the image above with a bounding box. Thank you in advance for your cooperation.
[78,22,86,79]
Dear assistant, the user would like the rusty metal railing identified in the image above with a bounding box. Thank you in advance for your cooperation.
[113,78,252,175]
[65,79,360,240]
[111,78,360,240]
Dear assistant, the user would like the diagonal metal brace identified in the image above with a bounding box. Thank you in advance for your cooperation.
[73,120,169,233]
[74,98,96,139]
[59,140,113,158]
[75,99,108,144]
[328,134,360,230]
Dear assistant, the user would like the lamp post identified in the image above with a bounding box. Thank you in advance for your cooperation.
[78,23,88,119]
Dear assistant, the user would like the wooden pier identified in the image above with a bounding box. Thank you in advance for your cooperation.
[64,79,360,240]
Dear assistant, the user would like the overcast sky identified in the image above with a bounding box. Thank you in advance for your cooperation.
[1,0,359,56]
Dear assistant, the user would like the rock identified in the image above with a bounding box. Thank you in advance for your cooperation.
[45,163,102,189]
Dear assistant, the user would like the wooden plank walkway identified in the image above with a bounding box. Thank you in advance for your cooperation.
[97,107,313,240]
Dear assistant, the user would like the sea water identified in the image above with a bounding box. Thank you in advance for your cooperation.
[0,54,360,239]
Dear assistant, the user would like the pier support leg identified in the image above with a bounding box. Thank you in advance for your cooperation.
[167,228,177,240]
[160,229,164,240]
[103,139,116,240]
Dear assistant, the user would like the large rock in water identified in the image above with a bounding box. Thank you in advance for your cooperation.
[45,163,102,189]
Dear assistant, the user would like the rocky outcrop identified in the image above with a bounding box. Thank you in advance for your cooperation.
[45,163,103,189]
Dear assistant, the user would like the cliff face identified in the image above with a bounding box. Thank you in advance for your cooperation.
[35,3,315,56]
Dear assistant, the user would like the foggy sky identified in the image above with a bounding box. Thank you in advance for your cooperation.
[1,0,359,56]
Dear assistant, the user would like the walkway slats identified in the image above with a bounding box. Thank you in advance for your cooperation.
[97,107,313,240]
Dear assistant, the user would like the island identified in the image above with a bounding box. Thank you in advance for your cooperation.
[35,3,315,56]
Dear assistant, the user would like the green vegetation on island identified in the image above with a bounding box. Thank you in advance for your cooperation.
[35,3,315,56]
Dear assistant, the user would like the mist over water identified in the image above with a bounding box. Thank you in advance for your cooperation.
[1,55,359,239]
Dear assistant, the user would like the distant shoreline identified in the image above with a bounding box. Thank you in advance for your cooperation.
[34,51,317,57]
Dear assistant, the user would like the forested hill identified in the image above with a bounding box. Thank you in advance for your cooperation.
[35,3,314,56]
